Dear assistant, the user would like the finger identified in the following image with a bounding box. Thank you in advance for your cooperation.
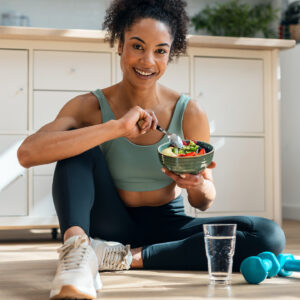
[207,161,217,169]
[179,173,203,183]
[161,168,185,182]
[161,168,177,180]
[138,111,152,133]
[148,111,158,130]
[163,168,203,187]
[137,119,145,130]
[142,112,153,131]
[177,183,197,190]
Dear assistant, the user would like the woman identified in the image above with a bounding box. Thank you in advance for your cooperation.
[17,0,285,299]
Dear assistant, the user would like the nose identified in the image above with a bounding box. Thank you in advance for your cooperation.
[140,50,155,66]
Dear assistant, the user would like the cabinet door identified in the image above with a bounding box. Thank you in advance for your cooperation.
[116,55,190,94]
[194,57,264,134]
[34,51,111,91]
[207,137,265,213]
[32,176,56,217]
[33,91,85,130]
[0,135,27,216]
[0,49,27,130]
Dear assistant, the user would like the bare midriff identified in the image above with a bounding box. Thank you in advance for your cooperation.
[118,182,181,207]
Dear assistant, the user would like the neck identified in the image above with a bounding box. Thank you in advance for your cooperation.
[117,81,160,109]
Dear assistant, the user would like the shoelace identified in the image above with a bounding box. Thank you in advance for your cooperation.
[102,244,131,270]
[57,236,89,271]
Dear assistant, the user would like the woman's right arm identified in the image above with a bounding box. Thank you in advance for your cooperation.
[17,94,154,168]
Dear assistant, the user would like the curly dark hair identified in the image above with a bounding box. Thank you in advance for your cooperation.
[102,0,189,60]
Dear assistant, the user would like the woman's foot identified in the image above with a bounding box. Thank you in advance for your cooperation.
[90,238,133,271]
[50,235,102,299]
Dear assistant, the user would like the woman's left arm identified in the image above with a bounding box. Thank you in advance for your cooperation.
[162,99,216,211]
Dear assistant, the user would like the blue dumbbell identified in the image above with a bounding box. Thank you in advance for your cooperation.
[277,253,300,277]
[240,251,281,284]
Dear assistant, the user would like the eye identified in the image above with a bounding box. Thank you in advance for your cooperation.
[156,49,168,55]
[133,44,143,50]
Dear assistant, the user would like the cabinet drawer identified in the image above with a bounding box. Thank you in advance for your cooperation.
[0,49,28,130]
[0,135,27,216]
[34,51,111,91]
[32,176,56,217]
[208,137,265,213]
[194,57,264,134]
[116,55,190,94]
[33,91,85,130]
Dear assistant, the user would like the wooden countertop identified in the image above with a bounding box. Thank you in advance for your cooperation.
[0,26,296,50]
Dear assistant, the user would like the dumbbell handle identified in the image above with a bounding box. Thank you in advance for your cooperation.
[261,259,273,272]
[277,254,300,277]
[282,259,300,271]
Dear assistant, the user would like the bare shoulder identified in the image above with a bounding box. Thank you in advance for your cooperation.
[184,98,207,118]
[183,98,210,142]
[159,84,181,105]
[74,92,101,126]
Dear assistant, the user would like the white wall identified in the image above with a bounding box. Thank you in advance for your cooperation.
[280,44,300,220]
[0,0,111,30]
[0,0,282,34]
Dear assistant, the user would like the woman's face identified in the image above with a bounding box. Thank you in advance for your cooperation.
[118,18,172,89]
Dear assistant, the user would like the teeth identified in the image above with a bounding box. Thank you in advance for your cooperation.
[135,68,153,76]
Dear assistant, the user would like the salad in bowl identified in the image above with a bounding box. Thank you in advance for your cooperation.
[158,139,214,174]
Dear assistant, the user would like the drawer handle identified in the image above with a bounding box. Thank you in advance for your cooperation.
[16,87,24,95]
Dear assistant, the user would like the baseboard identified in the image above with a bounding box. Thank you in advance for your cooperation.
[283,204,300,221]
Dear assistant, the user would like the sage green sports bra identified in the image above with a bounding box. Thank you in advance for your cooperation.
[92,89,191,192]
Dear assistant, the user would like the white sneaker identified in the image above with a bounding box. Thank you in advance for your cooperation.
[50,235,102,299]
[90,238,132,271]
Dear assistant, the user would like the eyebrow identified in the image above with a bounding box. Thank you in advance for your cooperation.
[129,36,170,47]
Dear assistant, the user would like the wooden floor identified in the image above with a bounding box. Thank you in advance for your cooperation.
[0,220,299,300]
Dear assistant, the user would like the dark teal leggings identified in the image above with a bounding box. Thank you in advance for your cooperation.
[52,146,286,271]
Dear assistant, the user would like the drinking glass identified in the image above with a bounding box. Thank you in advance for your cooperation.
[203,224,237,285]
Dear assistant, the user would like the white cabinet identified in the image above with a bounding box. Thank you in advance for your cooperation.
[0,50,28,131]
[34,51,112,91]
[194,57,264,134]
[192,55,268,217]
[207,137,265,213]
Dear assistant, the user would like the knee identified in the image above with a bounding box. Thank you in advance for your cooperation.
[53,147,100,193]
[57,147,96,166]
[54,146,103,174]
[254,217,286,255]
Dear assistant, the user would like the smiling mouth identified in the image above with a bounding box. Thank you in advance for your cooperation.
[133,67,156,78]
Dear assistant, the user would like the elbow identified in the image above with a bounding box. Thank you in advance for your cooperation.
[17,146,32,168]
[196,199,214,212]
[191,193,216,211]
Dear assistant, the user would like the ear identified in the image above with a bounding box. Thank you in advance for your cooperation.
[117,42,123,56]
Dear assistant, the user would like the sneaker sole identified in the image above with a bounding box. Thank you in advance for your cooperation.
[50,285,96,299]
